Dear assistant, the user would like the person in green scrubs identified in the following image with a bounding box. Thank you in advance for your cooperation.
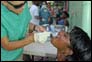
[1,1,45,61]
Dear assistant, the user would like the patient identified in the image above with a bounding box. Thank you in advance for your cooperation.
[51,26,91,61]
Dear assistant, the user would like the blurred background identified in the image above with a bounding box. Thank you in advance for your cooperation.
[28,1,91,39]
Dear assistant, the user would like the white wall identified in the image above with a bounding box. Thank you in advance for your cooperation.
[69,1,91,38]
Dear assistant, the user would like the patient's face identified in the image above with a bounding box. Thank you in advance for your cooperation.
[51,31,70,48]
[51,31,73,56]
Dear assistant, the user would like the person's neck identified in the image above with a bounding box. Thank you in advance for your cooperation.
[2,1,22,14]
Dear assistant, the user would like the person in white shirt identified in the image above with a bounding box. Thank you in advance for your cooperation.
[29,1,42,32]
[30,1,40,25]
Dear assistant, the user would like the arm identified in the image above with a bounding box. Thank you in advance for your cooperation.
[29,23,36,33]
[1,33,34,51]
[29,23,46,33]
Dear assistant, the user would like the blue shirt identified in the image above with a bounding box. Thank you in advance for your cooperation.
[39,8,50,25]
[57,19,64,25]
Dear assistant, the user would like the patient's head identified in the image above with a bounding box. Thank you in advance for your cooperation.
[51,31,73,59]
[51,26,91,61]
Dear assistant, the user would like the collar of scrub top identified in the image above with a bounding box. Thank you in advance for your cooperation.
[7,1,27,9]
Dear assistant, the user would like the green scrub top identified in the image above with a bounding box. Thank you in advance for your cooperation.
[1,3,31,61]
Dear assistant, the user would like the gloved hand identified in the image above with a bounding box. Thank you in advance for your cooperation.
[35,26,46,32]
[34,32,51,44]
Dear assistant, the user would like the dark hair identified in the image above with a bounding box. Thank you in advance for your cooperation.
[66,26,91,61]
[62,11,69,18]
[32,1,40,6]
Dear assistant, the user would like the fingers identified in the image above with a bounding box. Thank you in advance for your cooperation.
[36,26,46,32]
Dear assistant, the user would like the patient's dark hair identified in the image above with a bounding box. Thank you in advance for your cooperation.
[66,26,91,61]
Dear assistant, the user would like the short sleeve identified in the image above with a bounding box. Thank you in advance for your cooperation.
[1,16,7,38]
[25,3,32,22]
[1,25,7,38]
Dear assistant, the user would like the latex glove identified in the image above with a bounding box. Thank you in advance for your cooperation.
[34,32,51,43]
[35,26,46,32]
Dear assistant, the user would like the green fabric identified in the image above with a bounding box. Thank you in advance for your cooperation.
[1,3,31,61]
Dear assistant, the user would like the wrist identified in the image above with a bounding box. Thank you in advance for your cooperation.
[33,25,36,31]
[25,33,34,43]
[29,25,36,33]
[34,25,39,31]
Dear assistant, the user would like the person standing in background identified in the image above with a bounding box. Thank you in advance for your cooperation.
[47,1,56,25]
[29,1,42,32]
[56,11,69,27]
[39,1,51,25]
[47,1,55,17]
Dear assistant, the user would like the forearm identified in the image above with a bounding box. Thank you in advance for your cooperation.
[2,35,34,51]
[29,23,41,32]
[8,37,33,50]
[29,23,36,33]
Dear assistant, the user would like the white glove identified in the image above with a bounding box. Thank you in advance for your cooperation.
[34,32,51,44]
